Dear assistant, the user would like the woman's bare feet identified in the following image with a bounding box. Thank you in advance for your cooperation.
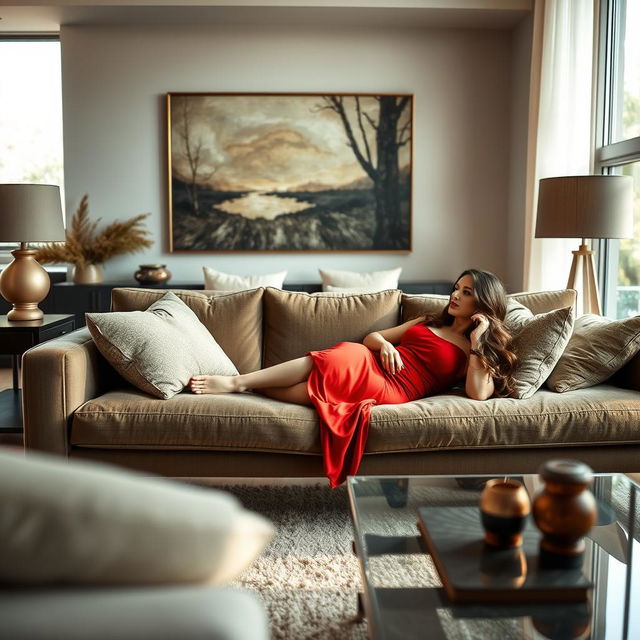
[189,375,240,394]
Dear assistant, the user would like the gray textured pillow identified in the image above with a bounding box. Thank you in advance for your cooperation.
[507,302,575,399]
[0,449,273,586]
[547,314,640,392]
[86,291,238,399]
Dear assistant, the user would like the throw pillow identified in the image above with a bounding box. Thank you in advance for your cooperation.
[504,298,537,334]
[547,314,640,392]
[508,303,574,399]
[203,267,287,291]
[86,291,238,399]
[319,267,401,292]
[0,449,274,586]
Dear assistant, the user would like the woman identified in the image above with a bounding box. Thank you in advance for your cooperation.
[190,269,517,487]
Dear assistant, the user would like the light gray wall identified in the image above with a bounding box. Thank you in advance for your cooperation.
[60,23,514,285]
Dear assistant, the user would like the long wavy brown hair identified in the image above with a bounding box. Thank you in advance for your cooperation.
[424,269,517,397]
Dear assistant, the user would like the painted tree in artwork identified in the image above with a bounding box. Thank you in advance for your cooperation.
[173,98,217,216]
[322,96,411,249]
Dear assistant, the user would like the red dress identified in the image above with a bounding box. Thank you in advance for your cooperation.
[307,324,468,487]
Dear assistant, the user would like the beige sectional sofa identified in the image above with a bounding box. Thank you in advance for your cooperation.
[22,286,640,479]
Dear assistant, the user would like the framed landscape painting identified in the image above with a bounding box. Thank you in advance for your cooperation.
[167,92,413,252]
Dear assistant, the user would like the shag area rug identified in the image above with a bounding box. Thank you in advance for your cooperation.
[224,483,367,640]
[187,480,527,640]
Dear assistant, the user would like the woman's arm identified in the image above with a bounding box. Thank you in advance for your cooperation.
[363,317,424,375]
[465,313,495,401]
[465,353,495,400]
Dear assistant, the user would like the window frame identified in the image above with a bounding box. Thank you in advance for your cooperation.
[0,35,63,263]
[595,0,640,317]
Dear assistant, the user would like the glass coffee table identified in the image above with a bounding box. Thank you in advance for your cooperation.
[347,473,640,639]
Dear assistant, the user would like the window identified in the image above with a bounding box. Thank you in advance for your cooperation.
[597,0,640,317]
[0,37,64,259]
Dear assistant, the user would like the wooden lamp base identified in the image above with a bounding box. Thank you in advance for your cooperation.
[566,240,601,315]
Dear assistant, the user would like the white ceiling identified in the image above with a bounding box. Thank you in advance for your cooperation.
[0,1,532,33]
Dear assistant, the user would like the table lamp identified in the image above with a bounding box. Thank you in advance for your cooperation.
[0,184,66,321]
[535,175,633,315]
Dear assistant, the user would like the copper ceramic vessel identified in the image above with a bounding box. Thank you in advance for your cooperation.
[532,459,596,560]
[479,478,531,548]
[134,264,171,285]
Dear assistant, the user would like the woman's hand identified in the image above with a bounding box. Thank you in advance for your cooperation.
[380,341,404,375]
[470,313,490,347]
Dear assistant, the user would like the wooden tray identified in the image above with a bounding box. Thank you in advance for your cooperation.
[417,505,592,604]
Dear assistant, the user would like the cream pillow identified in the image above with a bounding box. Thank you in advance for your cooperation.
[547,314,640,392]
[506,301,574,399]
[86,291,238,399]
[0,449,274,586]
[324,285,393,294]
[319,267,401,292]
[203,267,287,291]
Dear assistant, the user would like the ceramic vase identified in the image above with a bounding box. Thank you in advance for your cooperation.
[72,263,104,284]
[479,478,531,548]
[134,264,171,285]
[532,459,597,565]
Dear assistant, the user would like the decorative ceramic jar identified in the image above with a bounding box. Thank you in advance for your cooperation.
[134,264,171,285]
[72,263,104,284]
[479,478,531,548]
[532,459,597,564]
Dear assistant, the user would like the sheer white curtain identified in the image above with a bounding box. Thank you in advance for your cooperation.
[524,0,595,292]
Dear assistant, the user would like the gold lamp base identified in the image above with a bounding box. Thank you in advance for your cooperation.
[0,246,51,321]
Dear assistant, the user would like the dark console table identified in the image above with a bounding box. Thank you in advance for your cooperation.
[52,281,453,327]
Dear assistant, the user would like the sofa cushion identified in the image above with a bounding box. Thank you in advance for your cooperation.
[72,390,322,454]
[262,288,401,367]
[401,293,449,321]
[111,288,263,374]
[71,385,640,454]
[547,314,640,392]
[0,448,273,586]
[402,289,577,323]
[508,289,576,315]
[366,385,640,452]
[87,292,238,400]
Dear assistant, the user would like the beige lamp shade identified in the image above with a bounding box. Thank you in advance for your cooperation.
[535,175,634,316]
[0,184,65,242]
[535,175,633,239]
[0,184,66,321]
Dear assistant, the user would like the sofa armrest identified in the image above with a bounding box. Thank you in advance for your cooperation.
[22,328,117,456]
[613,351,640,391]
